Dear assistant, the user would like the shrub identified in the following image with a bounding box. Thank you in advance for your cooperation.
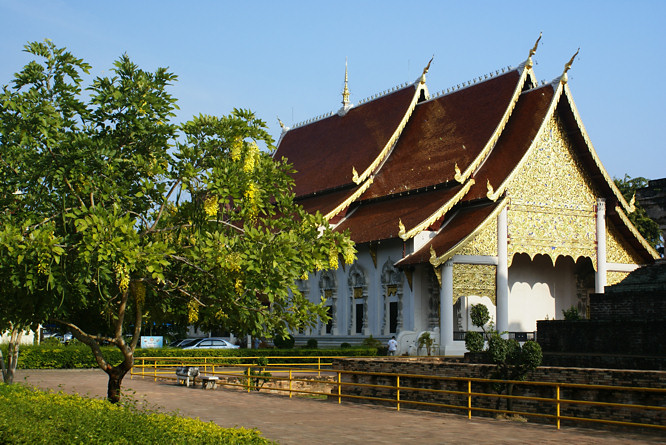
[305,339,318,349]
[464,331,484,353]
[272,334,295,349]
[470,304,490,331]
[562,306,581,320]
[417,332,436,356]
[361,335,381,349]
[340,343,351,349]
[0,383,273,444]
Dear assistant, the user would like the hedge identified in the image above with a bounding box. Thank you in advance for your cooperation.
[1,343,377,369]
[0,383,273,444]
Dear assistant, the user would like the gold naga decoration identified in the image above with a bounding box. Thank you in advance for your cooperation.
[525,32,542,69]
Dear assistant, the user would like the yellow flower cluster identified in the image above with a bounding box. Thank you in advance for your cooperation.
[300,271,309,280]
[234,278,244,295]
[114,263,130,293]
[187,300,199,324]
[37,262,48,276]
[343,244,356,265]
[328,241,339,269]
[230,137,242,161]
[243,142,259,173]
[244,183,259,220]
[225,251,242,273]
[203,196,218,217]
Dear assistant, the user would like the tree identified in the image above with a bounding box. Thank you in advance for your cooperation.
[0,40,355,402]
[614,175,662,251]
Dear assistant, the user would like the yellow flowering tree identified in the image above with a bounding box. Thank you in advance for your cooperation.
[0,41,354,401]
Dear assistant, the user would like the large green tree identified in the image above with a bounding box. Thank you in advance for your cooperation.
[614,175,662,251]
[0,41,354,401]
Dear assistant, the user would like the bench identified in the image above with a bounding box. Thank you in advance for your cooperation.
[175,366,199,387]
[200,375,219,390]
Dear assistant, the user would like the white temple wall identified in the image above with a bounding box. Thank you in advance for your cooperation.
[508,253,579,331]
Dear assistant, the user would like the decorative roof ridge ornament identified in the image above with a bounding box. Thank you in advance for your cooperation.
[628,193,636,213]
[398,219,406,238]
[417,56,434,85]
[560,48,580,84]
[338,57,354,116]
[277,117,289,133]
[525,32,542,69]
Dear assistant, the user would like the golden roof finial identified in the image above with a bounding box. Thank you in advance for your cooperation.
[420,56,434,84]
[342,57,351,107]
[561,48,580,84]
[525,32,542,69]
[277,116,288,132]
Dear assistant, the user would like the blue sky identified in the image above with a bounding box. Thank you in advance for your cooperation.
[1,0,664,180]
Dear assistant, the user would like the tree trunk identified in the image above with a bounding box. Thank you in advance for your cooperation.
[506,382,515,412]
[105,366,129,404]
[1,327,23,384]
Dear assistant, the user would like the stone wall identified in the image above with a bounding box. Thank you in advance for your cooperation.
[536,319,666,356]
[590,291,666,320]
[332,357,666,429]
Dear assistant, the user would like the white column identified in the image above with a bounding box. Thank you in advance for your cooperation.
[439,259,454,352]
[496,206,509,337]
[595,198,607,293]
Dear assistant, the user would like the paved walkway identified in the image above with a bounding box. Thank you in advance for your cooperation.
[17,369,665,444]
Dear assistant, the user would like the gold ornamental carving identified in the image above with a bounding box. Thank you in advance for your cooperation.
[606,222,643,265]
[453,263,496,305]
[606,271,629,287]
[506,114,597,267]
[457,219,498,257]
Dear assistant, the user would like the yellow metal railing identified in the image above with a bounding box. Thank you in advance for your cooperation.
[131,357,666,431]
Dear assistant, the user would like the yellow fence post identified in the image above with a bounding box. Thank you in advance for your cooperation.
[396,376,400,412]
[318,357,321,377]
[153,359,157,382]
[468,379,472,419]
[247,366,251,393]
[555,385,560,430]
[338,372,342,404]
[289,370,293,398]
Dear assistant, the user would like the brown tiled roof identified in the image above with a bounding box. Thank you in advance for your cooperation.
[363,71,522,199]
[466,84,555,201]
[275,86,418,197]
[296,187,360,218]
[396,201,502,266]
[335,186,463,244]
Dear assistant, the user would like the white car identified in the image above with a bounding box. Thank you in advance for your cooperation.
[180,337,239,350]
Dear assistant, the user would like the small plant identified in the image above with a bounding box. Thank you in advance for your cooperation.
[361,335,381,349]
[306,338,318,349]
[417,332,436,356]
[464,331,484,353]
[562,306,581,321]
[245,356,272,391]
[340,342,352,349]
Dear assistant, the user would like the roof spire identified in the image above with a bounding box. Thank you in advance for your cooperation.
[342,57,351,107]
[561,48,580,84]
[338,58,354,116]
[525,32,542,69]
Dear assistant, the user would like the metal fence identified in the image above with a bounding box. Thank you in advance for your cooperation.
[131,356,666,431]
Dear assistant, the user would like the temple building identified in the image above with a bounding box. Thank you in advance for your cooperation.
[273,39,659,354]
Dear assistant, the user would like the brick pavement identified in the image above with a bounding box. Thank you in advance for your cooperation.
[16,369,665,445]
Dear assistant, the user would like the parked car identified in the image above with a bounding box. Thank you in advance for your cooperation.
[170,338,202,348]
[180,337,239,350]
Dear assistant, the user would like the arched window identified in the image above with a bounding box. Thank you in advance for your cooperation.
[318,270,337,335]
[347,263,368,335]
[381,258,404,335]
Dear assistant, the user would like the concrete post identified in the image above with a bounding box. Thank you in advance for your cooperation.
[596,198,607,293]
[497,206,509,337]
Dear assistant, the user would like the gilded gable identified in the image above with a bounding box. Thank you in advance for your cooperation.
[506,114,598,266]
